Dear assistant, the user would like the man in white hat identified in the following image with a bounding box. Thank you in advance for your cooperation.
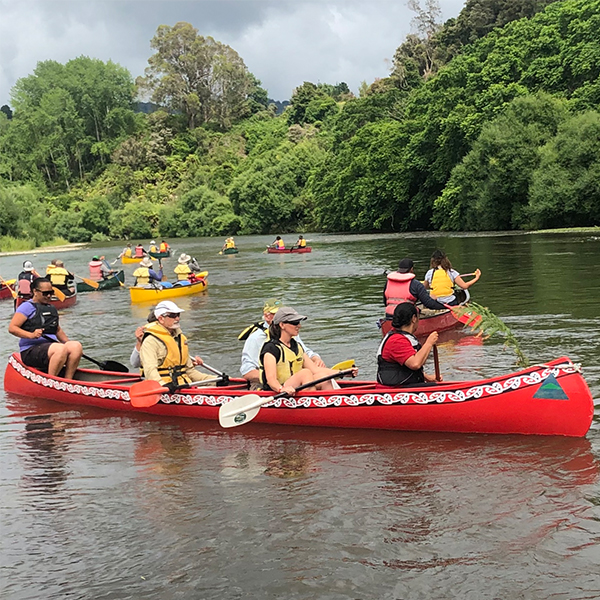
[132,257,163,287]
[138,300,212,392]
[149,240,158,254]
[174,253,193,282]
[17,260,41,301]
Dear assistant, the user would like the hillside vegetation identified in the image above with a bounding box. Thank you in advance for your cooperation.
[1,0,599,247]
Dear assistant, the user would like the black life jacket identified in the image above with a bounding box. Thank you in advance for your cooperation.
[20,301,59,336]
[376,330,424,386]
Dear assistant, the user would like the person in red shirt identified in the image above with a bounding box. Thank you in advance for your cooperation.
[377,302,440,386]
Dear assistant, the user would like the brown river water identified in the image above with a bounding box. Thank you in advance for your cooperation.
[1,232,600,599]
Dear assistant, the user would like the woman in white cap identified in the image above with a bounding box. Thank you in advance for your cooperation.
[174,254,193,282]
[138,300,212,391]
[259,307,353,395]
[149,240,158,254]
[133,257,163,287]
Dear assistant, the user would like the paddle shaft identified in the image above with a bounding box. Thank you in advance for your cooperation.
[0,274,17,299]
[42,334,128,372]
[131,377,223,398]
[433,345,441,382]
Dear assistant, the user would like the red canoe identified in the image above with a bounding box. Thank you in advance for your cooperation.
[0,283,15,301]
[267,247,312,254]
[14,288,77,310]
[4,353,593,437]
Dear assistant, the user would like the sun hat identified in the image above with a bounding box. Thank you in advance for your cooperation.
[155,300,185,318]
[140,257,154,268]
[151,240,156,245]
[178,253,191,264]
[397,258,414,274]
[23,261,34,272]
[263,298,282,314]
[273,307,308,325]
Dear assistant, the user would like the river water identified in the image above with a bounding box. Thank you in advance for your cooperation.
[1,231,600,599]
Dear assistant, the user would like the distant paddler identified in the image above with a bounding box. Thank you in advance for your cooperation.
[16,261,41,303]
[268,236,285,250]
[174,253,195,282]
[293,235,307,249]
[221,237,236,253]
[133,257,163,287]
[159,240,170,253]
[116,243,133,261]
[133,243,147,259]
[149,240,158,254]
[48,259,75,295]
[89,256,114,281]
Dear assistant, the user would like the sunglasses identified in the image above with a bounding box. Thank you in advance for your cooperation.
[39,290,54,297]
[285,320,303,326]
[162,313,181,319]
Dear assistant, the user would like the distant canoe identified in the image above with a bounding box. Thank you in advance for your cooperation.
[15,288,77,310]
[121,254,144,265]
[220,248,239,255]
[129,275,208,304]
[0,279,16,301]
[148,250,171,259]
[76,270,125,293]
[267,247,312,254]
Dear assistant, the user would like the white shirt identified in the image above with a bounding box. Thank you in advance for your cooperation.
[240,327,317,376]
[424,267,460,303]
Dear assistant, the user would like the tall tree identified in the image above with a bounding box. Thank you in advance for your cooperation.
[139,22,255,129]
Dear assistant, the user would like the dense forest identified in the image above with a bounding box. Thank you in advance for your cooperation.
[1,0,599,249]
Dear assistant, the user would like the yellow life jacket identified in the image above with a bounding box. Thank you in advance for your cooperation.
[49,267,69,287]
[174,264,191,281]
[260,338,304,388]
[298,238,306,248]
[46,264,56,276]
[149,245,158,253]
[133,267,151,286]
[430,268,455,298]
[159,243,168,253]
[225,240,235,249]
[141,322,191,385]
[124,248,132,258]
[277,239,285,249]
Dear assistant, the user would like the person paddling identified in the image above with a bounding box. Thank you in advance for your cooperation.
[174,254,193,282]
[16,261,41,303]
[89,256,114,281]
[293,235,307,249]
[383,258,446,319]
[269,236,285,249]
[239,298,326,388]
[138,301,212,392]
[48,259,74,295]
[423,249,481,305]
[377,302,440,387]
[8,277,83,379]
[133,257,162,287]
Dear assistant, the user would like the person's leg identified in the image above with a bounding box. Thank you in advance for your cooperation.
[285,368,338,391]
[63,341,83,379]
[47,343,69,376]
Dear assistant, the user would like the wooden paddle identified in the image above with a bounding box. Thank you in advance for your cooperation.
[432,345,441,382]
[41,334,129,372]
[51,286,67,301]
[129,376,223,408]
[74,274,100,289]
[102,259,124,287]
[219,368,355,429]
[0,274,18,299]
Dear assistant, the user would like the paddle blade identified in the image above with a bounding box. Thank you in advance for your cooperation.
[130,380,168,408]
[102,360,130,373]
[81,276,100,289]
[52,286,66,301]
[331,359,355,370]
[219,394,273,428]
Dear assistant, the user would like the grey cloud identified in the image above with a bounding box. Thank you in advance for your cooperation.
[0,0,464,106]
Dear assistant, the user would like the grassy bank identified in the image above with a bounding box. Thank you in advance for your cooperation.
[527,227,600,235]
[0,236,73,254]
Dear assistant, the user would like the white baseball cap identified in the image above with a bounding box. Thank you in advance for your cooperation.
[155,301,185,318]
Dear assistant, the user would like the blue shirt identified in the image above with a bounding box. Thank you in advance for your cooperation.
[15,301,59,352]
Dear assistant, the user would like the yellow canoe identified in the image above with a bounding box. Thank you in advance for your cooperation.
[122,255,145,265]
[129,273,208,304]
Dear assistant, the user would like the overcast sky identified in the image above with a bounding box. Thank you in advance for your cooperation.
[0,0,465,107]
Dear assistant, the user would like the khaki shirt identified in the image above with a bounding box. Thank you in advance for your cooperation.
[139,326,211,385]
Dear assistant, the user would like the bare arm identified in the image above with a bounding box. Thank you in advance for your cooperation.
[404,332,438,370]
[9,312,39,339]
[454,269,481,290]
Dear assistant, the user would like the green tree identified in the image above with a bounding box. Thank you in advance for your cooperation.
[140,22,255,129]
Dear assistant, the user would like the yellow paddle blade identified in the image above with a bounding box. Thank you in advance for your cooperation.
[197,271,208,278]
[76,274,99,289]
[52,287,66,301]
[0,275,18,299]
[331,359,355,370]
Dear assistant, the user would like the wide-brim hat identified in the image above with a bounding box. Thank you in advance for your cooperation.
[140,257,154,267]
[178,253,191,264]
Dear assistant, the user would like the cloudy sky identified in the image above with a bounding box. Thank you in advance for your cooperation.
[0,0,465,107]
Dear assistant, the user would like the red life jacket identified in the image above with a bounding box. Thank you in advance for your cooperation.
[384,272,416,316]
[134,246,145,258]
[88,260,103,280]
[18,273,34,296]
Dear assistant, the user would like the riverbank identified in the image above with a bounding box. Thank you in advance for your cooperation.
[0,242,88,258]
[527,226,600,235]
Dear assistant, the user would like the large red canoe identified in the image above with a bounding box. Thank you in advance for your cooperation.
[4,353,593,437]
[267,247,312,254]
[14,288,77,310]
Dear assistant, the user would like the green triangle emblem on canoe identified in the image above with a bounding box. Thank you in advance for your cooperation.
[533,374,569,400]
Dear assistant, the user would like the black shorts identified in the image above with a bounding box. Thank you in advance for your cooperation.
[21,343,53,372]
